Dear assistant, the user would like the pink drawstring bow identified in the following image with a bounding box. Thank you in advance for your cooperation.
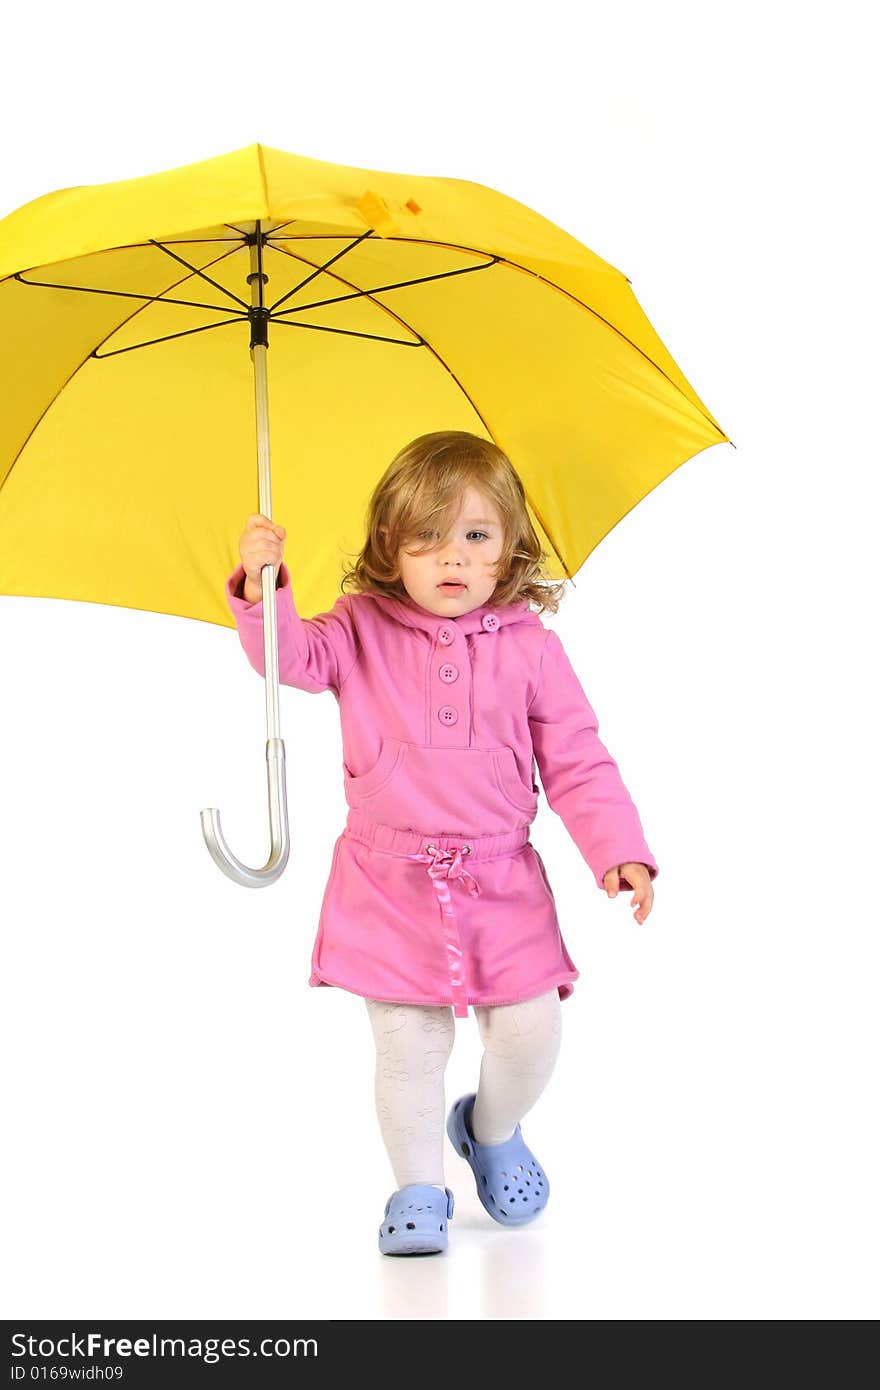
[408,843,481,1018]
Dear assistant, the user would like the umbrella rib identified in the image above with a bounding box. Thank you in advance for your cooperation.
[267,228,377,314]
[266,241,573,579]
[260,220,297,238]
[269,319,420,347]
[91,317,245,358]
[149,239,250,310]
[270,257,500,318]
[13,270,248,319]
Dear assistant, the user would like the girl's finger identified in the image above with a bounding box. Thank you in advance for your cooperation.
[246,515,284,536]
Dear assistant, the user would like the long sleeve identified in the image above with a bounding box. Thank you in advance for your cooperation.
[225,560,360,696]
[528,629,659,892]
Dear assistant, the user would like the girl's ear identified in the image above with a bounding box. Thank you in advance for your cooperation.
[378,524,397,571]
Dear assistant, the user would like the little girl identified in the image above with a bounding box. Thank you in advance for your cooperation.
[225,430,658,1257]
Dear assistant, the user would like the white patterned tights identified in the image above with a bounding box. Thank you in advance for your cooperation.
[365,990,563,1189]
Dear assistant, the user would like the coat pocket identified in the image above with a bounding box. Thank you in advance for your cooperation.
[343,736,406,801]
[491,745,540,813]
[343,741,537,836]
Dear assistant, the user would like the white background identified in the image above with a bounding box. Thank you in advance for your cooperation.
[1,0,877,1322]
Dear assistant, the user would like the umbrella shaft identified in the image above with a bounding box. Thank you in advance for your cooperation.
[249,227,282,745]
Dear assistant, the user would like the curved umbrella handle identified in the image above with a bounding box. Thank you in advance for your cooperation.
[200,549,291,886]
[200,735,290,887]
[201,223,291,886]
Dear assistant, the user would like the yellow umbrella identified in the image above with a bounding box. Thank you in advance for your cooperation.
[0,142,731,886]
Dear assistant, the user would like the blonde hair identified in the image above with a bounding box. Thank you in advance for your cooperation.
[340,430,567,616]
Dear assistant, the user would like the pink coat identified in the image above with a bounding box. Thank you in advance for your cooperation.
[226,561,658,1015]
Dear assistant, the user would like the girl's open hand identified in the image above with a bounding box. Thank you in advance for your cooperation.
[603,863,654,924]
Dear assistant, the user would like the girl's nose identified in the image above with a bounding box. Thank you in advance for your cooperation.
[440,543,466,564]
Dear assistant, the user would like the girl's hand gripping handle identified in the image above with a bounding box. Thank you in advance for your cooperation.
[239,513,287,604]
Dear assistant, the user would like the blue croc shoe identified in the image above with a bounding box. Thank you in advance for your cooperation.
[447,1093,549,1226]
[378,1183,455,1256]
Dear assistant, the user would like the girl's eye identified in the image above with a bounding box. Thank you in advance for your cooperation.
[416,529,490,542]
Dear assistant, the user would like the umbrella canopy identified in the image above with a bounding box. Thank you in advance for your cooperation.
[0,142,730,886]
[0,142,729,624]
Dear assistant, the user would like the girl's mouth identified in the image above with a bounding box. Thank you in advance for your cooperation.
[438,581,467,593]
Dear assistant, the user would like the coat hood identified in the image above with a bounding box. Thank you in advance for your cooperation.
[362,589,544,637]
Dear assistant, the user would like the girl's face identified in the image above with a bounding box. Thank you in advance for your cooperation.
[396,485,506,616]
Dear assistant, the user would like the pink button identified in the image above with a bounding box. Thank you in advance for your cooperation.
[437,626,455,645]
[481,613,500,632]
[438,705,458,725]
[439,664,459,683]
